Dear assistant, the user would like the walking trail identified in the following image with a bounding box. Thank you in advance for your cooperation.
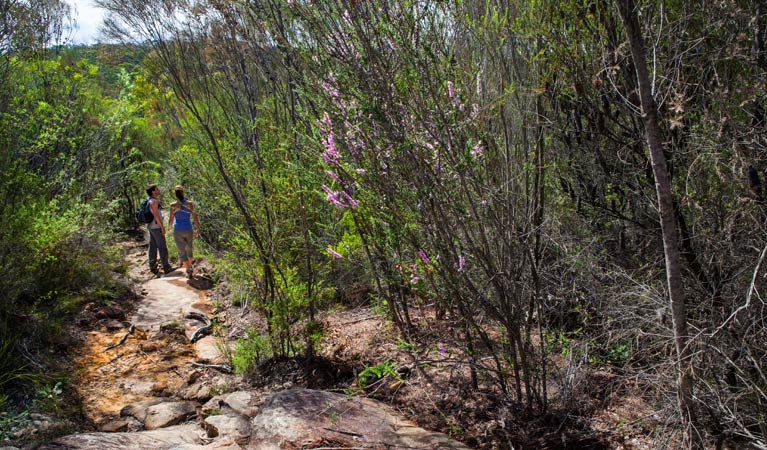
[36,240,471,449]
[70,241,229,428]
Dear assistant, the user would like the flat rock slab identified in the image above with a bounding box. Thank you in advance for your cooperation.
[132,273,206,333]
[120,397,168,422]
[204,414,250,444]
[204,391,260,418]
[248,389,471,450]
[143,401,200,430]
[193,336,226,363]
[36,424,203,449]
[221,391,260,417]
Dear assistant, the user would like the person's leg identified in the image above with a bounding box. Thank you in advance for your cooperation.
[173,231,189,268]
[185,231,194,269]
[150,228,172,273]
[185,234,194,278]
[175,230,194,278]
[147,229,159,274]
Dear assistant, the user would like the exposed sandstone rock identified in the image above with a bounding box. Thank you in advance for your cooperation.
[36,424,202,449]
[97,417,142,433]
[119,397,167,422]
[203,391,260,418]
[143,401,200,430]
[170,437,242,449]
[37,389,469,450]
[248,389,471,450]
[203,414,250,444]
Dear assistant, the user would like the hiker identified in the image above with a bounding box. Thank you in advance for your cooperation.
[146,184,174,277]
[168,185,200,279]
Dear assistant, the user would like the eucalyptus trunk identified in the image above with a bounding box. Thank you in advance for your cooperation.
[615,0,702,447]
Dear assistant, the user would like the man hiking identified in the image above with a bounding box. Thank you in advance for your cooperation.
[145,184,174,277]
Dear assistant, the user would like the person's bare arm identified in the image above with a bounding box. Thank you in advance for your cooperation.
[168,202,177,232]
[150,199,165,235]
[189,202,201,238]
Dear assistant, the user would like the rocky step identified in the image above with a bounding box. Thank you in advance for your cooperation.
[33,388,470,450]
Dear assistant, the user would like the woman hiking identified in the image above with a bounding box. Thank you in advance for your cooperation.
[168,185,201,279]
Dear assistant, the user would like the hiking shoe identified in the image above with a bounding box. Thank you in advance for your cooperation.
[163,265,175,275]
[186,267,193,279]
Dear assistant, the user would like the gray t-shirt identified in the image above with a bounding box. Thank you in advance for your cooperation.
[148,198,164,229]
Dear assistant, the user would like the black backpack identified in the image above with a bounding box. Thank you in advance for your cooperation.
[135,197,154,224]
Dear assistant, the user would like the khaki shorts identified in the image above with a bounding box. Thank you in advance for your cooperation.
[173,229,194,262]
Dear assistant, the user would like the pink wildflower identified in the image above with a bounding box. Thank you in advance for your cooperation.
[325,170,340,183]
[471,141,483,158]
[327,248,343,259]
[418,249,430,263]
[322,186,346,208]
[458,255,465,272]
[341,191,360,208]
[447,81,454,99]
[322,81,340,99]
[323,134,339,159]
[319,113,333,136]
[321,152,339,166]
[329,194,346,208]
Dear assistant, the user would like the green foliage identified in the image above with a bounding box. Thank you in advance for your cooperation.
[202,407,222,417]
[544,331,574,357]
[394,338,417,352]
[304,320,324,353]
[0,41,150,417]
[207,384,231,397]
[34,1,767,445]
[0,409,30,442]
[604,341,631,366]
[232,329,272,374]
[32,382,63,414]
[0,331,33,410]
[357,360,401,388]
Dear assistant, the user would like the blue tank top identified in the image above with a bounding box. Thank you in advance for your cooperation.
[174,200,193,230]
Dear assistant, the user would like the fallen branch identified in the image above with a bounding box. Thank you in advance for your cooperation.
[340,314,378,325]
[190,361,233,373]
[186,311,210,324]
[322,427,363,437]
[104,324,135,351]
[186,312,213,343]
[190,325,212,343]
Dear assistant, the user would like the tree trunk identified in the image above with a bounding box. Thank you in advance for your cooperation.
[615,1,702,448]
